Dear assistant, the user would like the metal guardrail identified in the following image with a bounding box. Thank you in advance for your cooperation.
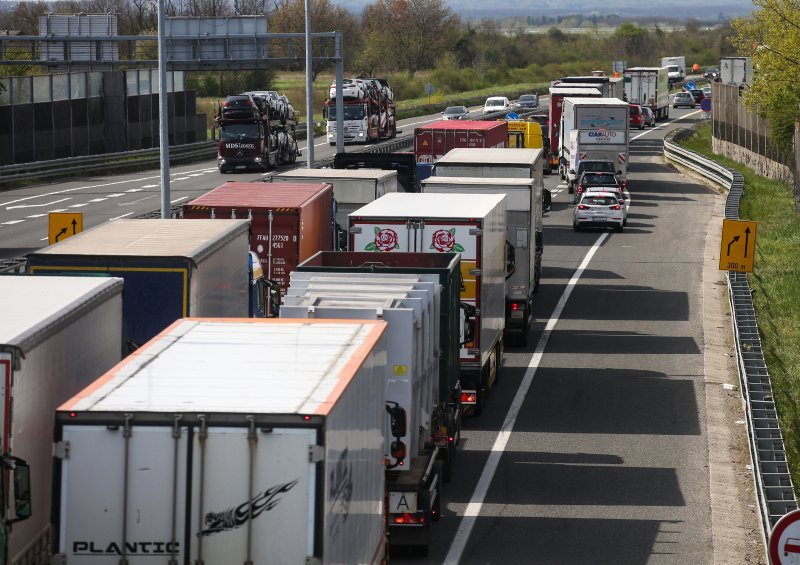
[664,128,798,548]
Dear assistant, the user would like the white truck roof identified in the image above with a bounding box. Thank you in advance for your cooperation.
[625,67,665,71]
[0,276,123,352]
[350,192,504,218]
[563,97,630,106]
[33,219,250,258]
[435,148,542,166]
[423,177,534,187]
[272,168,397,180]
[60,319,387,415]
[549,87,602,96]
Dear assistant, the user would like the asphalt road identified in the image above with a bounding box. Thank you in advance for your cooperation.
[392,106,714,564]
[1,100,718,563]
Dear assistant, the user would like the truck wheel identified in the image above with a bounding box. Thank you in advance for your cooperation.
[473,388,485,417]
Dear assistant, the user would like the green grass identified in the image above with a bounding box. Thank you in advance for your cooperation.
[679,124,800,490]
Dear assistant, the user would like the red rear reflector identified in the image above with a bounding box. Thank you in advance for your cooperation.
[578,205,589,210]
[512,303,519,311]
[449,436,454,443]
[70,412,77,418]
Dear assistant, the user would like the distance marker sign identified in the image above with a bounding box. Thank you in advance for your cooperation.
[719,219,757,272]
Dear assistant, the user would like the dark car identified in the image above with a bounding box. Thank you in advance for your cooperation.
[629,104,645,130]
[704,66,720,80]
[575,171,625,202]
[569,159,616,193]
[516,94,540,109]
[221,94,259,119]
[689,89,705,103]
[442,105,470,120]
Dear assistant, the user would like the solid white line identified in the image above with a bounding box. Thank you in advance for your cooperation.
[109,212,135,220]
[630,109,701,141]
[444,231,610,564]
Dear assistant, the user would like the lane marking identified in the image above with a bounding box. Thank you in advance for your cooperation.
[140,184,159,189]
[109,212,135,220]
[444,231,610,563]
[173,177,191,181]
[170,196,188,204]
[68,203,88,208]
[88,198,107,203]
[40,237,48,241]
[7,197,71,210]
[126,188,143,193]
[48,208,67,213]
[106,193,124,198]
[1,219,25,225]
[631,110,701,141]
[26,214,47,218]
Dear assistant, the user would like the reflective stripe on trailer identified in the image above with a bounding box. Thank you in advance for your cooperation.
[579,152,587,161]
[618,153,626,164]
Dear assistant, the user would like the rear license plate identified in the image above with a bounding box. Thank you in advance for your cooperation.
[390,491,418,513]
[235,165,246,170]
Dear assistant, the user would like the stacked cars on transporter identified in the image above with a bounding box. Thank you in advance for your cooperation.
[215,92,300,173]
[325,77,397,145]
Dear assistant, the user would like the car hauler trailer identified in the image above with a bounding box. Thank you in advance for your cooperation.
[52,318,389,565]
[182,182,333,299]
[27,219,251,351]
[0,276,123,565]
[349,192,506,415]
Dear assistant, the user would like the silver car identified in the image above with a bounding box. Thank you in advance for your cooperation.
[573,191,624,232]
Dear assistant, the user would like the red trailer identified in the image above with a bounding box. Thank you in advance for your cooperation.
[547,86,602,171]
[414,120,508,165]
[183,182,333,294]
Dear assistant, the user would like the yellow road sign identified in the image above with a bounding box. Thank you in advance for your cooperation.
[48,213,83,245]
[719,219,757,272]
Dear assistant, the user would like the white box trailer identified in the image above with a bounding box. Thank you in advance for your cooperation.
[268,168,399,248]
[623,66,671,119]
[349,192,505,415]
[0,276,123,565]
[560,97,630,186]
[52,318,388,565]
[421,176,540,346]
[719,56,753,86]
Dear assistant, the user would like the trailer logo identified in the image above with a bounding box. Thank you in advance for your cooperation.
[199,478,300,537]
[328,448,354,540]
[225,142,256,150]
[73,541,179,555]
[431,228,464,253]
[364,227,399,252]
[578,116,626,129]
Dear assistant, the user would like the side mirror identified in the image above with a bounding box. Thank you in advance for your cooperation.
[386,402,407,438]
[5,456,31,524]
[460,302,477,345]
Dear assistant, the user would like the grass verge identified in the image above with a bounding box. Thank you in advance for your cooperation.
[679,123,800,491]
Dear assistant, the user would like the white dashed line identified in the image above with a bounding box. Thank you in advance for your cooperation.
[7,197,71,210]
[109,212,135,220]
[49,209,67,213]
[88,198,107,203]
[140,184,158,189]
[170,197,188,204]
[172,177,191,181]
[26,214,47,218]
[68,203,88,208]
[2,219,25,225]
[126,188,143,193]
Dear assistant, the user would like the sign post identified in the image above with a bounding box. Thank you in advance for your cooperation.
[719,219,757,272]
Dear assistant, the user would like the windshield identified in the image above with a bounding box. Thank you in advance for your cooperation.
[220,123,259,140]
[519,95,536,102]
[327,105,366,120]
[667,65,679,73]
[444,107,466,115]
[486,99,504,107]
[584,174,616,185]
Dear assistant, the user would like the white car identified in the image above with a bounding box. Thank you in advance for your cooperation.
[583,186,627,225]
[329,78,366,100]
[483,96,513,114]
[573,191,625,232]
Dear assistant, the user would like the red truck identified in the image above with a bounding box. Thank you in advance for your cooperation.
[182,182,334,297]
[414,120,508,165]
[547,86,602,172]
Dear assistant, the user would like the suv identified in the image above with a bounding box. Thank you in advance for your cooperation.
[516,94,539,109]
[673,92,696,108]
[569,159,616,193]
[575,171,625,202]
[629,104,645,129]
[483,96,513,114]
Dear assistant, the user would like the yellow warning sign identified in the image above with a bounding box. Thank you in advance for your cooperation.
[48,213,83,245]
[719,219,757,272]
[393,365,408,377]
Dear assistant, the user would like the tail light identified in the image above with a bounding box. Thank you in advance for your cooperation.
[610,204,621,210]
[578,204,590,210]
[393,513,425,525]
[461,392,476,403]
[391,441,406,461]
[511,303,519,311]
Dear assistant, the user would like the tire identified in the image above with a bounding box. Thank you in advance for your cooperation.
[615,223,624,232]
[573,222,580,232]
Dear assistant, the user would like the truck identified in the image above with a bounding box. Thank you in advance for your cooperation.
[548,86,602,172]
[413,120,508,167]
[559,97,630,187]
[295,251,463,480]
[349,192,506,416]
[51,318,389,565]
[555,75,623,98]
[214,94,299,173]
[27,219,252,351]
[267,169,398,250]
[281,274,442,551]
[0,276,123,565]
[661,56,686,86]
[325,78,396,145]
[719,56,753,86]
[333,151,419,193]
[421,176,541,346]
[182,182,334,298]
[624,66,671,120]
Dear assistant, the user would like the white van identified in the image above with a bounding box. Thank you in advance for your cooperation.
[483,96,513,114]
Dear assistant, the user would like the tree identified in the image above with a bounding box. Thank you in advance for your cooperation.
[732,0,800,153]
[361,0,460,76]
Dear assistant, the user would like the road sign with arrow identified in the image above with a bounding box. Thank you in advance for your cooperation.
[48,212,83,245]
[719,218,757,272]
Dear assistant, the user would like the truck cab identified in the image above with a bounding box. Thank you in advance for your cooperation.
[217,121,267,173]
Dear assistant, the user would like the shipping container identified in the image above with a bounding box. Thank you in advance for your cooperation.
[0,276,123,565]
[52,318,388,565]
[27,219,250,350]
[414,120,507,165]
[719,56,753,86]
[623,67,670,119]
[547,86,602,171]
[349,192,506,415]
[182,182,333,295]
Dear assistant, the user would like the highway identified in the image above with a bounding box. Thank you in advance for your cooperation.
[0,103,761,562]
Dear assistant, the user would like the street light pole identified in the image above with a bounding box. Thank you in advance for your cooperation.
[304,0,314,168]
[158,0,171,218]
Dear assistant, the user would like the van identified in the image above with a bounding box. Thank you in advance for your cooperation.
[484,96,513,114]
[629,104,644,130]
